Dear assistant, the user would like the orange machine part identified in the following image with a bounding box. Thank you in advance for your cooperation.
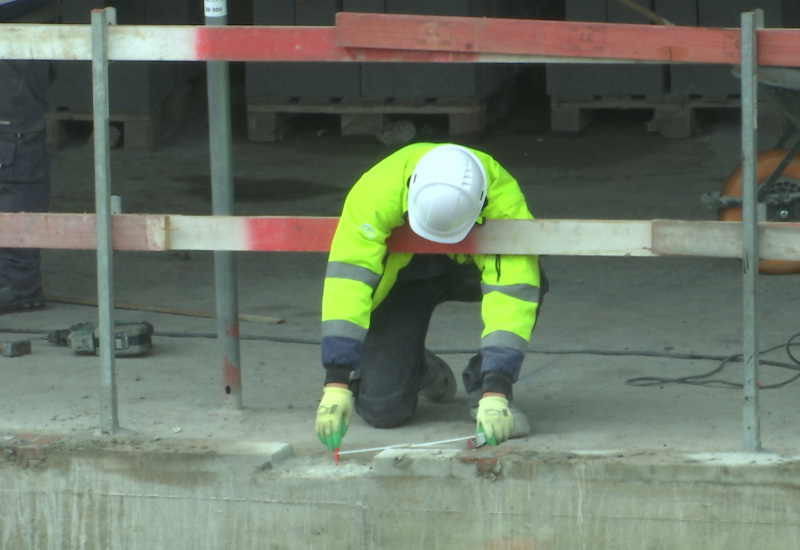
[719,149,800,274]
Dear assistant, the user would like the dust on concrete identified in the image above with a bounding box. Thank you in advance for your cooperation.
[2,76,800,464]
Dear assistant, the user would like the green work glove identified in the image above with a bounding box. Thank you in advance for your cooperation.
[476,395,514,446]
[315,386,353,451]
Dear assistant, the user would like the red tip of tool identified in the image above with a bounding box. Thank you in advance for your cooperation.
[334,448,339,466]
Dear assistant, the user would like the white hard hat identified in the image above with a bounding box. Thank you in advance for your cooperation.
[407,145,487,244]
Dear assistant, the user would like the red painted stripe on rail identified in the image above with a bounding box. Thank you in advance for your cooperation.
[242,217,337,252]
[191,25,481,62]
[386,224,483,254]
[240,216,486,254]
[193,26,348,62]
[336,13,800,67]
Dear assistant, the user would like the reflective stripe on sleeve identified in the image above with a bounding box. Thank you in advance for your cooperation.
[325,261,382,289]
[481,330,529,354]
[481,282,540,303]
[322,319,369,342]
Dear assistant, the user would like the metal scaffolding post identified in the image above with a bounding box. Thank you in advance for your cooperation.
[740,10,763,453]
[91,8,122,434]
[205,0,242,409]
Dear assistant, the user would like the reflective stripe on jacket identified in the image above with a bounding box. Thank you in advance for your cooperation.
[321,142,541,380]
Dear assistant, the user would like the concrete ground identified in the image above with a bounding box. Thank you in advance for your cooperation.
[3,70,800,548]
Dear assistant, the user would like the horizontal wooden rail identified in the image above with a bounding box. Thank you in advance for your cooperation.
[0,16,798,66]
[1,213,798,260]
[336,12,800,67]
[0,213,167,251]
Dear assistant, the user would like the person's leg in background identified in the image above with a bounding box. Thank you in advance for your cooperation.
[0,132,50,312]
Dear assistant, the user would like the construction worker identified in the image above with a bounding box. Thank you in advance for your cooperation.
[0,0,60,313]
[315,142,545,451]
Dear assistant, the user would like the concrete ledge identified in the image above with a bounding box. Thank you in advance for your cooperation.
[3,437,800,549]
[373,448,477,478]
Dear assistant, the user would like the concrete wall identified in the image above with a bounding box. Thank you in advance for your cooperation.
[3,440,800,549]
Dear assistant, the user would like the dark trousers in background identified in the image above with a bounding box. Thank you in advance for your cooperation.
[0,133,51,292]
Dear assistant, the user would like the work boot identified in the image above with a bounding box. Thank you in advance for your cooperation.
[419,350,457,403]
[0,286,45,314]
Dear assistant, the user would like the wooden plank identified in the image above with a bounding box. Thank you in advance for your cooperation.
[246,96,491,140]
[550,95,741,110]
[0,24,489,63]
[335,12,800,68]
[167,216,337,252]
[0,213,656,256]
[2,214,798,260]
[167,217,657,256]
[1,20,799,67]
[0,213,168,251]
[763,224,800,261]
[652,220,800,261]
[387,219,656,256]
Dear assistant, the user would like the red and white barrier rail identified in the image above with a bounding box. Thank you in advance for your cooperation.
[1,13,799,66]
[0,9,787,446]
[1,213,798,261]
[336,13,800,67]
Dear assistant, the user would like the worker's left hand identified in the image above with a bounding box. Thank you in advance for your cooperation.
[476,395,514,445]
[315,385,353,451]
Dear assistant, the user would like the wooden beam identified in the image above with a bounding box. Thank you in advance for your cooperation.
[0,213,168,251]
[0,214,656,255]
[167,217,656,255]
[167,216,338,252]
[167,216,658,255]
[651,220,800,261]
[335,12,800,68]
[386,219,655,256]
[1,18,799,66]
[0,23,518,63]
[2,214,798,259]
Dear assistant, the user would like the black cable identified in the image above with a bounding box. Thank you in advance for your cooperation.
[0,327,317,345]
[3,326,800,390]
[624,334,800,390]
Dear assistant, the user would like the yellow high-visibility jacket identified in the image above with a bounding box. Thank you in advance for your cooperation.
[321,142,542,387]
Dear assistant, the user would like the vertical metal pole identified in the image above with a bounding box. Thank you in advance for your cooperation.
[740,10,762,453]
[205,0,242,408]
[91,8,120,434]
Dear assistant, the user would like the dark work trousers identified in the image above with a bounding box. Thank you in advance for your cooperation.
[353,254,483,429]
[0,133,51,292]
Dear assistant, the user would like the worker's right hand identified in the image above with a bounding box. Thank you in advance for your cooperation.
[476,395,514,446]
[315,385,353,451]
